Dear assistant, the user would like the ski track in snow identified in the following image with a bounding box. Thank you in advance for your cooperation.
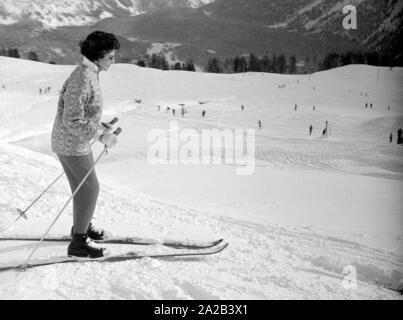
[0,143,401,299]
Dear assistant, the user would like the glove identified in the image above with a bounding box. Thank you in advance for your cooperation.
[99,133,118,148]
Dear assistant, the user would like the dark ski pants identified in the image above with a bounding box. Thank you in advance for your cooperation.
[58,152,100,234]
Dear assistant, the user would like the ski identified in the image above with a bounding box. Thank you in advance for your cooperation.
[0,236,224,250]
[0,242,229,272]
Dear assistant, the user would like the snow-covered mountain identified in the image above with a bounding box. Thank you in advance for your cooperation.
[0,0,400,67]
[203,0,402,54]
[0,0,216,28]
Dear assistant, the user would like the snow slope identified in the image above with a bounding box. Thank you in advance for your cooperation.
[0,56,402,299]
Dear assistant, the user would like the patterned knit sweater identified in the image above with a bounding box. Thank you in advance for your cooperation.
[51,57,103,156]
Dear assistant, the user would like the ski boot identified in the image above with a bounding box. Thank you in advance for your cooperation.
[87,223,105,241]
[70,223,106,241]
[68,233,108,258]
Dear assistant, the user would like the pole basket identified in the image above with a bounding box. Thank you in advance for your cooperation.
[17,208,28,220]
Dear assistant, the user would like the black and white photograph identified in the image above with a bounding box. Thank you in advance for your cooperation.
[0,0,402,302]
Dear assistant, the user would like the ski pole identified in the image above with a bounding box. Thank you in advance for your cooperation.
[19,127,122,270]
[14,117,119,222]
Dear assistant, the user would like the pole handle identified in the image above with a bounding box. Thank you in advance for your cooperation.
[102,117,119,129]
[113,127,122,136]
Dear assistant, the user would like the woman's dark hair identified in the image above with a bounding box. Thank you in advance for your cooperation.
[79,31,120,61]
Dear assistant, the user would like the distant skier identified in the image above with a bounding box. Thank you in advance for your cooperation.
[313,105,316,111]
[294,104,297,111]
[51,31,120,259]
[397,128,402,145]
[258,120,262,130]
[202,110,206,117]
[322,121,328,137]
[389,133,393,143]
[173,108,176,116]
[309,125,313,135]
[370,103,373,109]
[241,105,244,111]
[365,103,368,109]
[39,88,42,95]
